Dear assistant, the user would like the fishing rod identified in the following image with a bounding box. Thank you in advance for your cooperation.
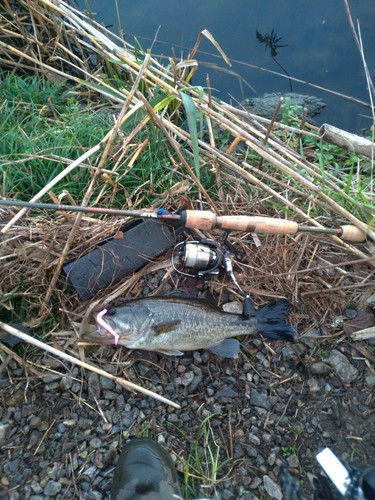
[0,198,367,242]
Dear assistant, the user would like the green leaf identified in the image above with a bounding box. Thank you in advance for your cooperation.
[179,89,202,180]
[75,78,126,102]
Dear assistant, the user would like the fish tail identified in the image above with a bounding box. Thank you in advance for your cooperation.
[255,299,295,340]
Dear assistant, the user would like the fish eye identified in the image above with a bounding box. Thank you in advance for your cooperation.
[107,308,116,316]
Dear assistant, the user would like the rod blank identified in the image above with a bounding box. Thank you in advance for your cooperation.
[0,199,367,242]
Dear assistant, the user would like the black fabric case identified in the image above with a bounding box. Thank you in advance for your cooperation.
[63,220,175,301]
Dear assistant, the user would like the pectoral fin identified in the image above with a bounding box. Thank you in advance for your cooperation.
[207,338,241,358]
[153,320,181,336]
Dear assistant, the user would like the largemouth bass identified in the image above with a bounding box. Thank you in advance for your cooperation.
[82,297,295,358]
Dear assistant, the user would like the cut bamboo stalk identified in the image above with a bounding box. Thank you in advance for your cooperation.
[319,123,375,159]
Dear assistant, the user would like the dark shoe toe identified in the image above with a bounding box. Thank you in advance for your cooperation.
[111,438,183,500]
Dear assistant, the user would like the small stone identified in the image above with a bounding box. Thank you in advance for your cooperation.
[60,376,72,391]
[263,475,282,499]
[248,433,261,446]
[193,351,202,363]
[29,416,42,429]
[43,374,61,384]
[103,390,117,400]
[88,373,101,400]
[345,308,357,319]
[262,433,272,445]
[310,362,331,375]
[222,301,242,314]
[358,404,368,413]
[57,423,66,433]
[103,448,117,468]
[188,374,203,393]
[100,376,115,390]
[307,378,320,392]
[300,327,321,348]
[180,371,194,387]
[221,489,235,499]
[63,419,76,428]
[85,492,103,500]
[94,452,104,468]
[0,423,9,447]
[287,453,299,468]
[268,452,276,466]
[250,476,262,489]
[215,387,238,399]
[250,390,270,410]
[247,447,258,458]
[80,481,90,492]
[281,347,297,362]
[365,371,375,389]
[327,350,358,384]
[6,460,19,473]
[90,437,102,449]
[45,382,60,392]
[167,413,179,423]
[82,465,97,480]
[44,480,62,496]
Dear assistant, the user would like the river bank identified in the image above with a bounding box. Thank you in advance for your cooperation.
[1,1,374,498]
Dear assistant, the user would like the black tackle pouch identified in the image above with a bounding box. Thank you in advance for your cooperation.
[63,219,175,301]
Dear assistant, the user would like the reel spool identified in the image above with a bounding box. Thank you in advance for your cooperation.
[172,239,224,277]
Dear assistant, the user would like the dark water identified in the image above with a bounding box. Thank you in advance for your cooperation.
[78,0,375,133]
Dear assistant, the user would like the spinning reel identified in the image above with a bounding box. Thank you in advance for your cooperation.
[171,238,255,318]
[172,239,225,278]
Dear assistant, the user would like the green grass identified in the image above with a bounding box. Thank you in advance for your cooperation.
[0,70,186,208]
[272,102,374,222]
[183,413,233,499]
[281,445,297,458]
[0,71,114,199]
[318,348,329,360]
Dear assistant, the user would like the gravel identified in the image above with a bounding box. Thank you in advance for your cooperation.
[1,313,374,499]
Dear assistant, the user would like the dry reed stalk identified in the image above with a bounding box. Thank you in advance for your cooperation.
[1,1,372,238]
[0,342,42,376]
[352,327,375,341]
[43,54,153,304]
[137,92,219,211]
[1,0,375,374]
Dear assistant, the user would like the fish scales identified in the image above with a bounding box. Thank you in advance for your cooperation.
[82,296,295,358]
[127,298,258,351]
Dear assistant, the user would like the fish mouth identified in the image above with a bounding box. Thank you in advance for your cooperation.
[95,309,120,344]
[81,314,120,345]
[81,326,118,344]
[95,319,119,340]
